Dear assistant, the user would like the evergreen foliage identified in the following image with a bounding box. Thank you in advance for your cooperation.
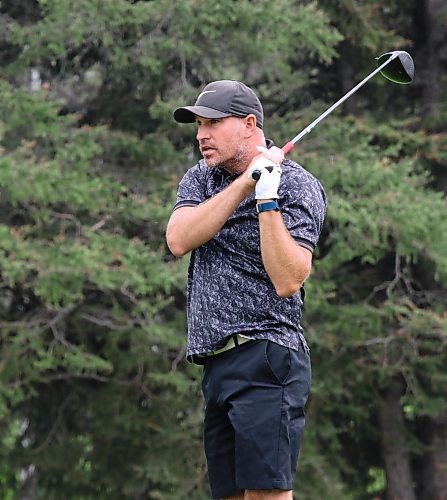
[0,0,446,498]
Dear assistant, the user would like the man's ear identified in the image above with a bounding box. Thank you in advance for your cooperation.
[243,114,257,137]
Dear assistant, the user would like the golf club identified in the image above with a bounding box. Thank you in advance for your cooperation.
[281,50,414,154]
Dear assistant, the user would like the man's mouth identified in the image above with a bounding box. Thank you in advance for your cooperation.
[200,144,215,153]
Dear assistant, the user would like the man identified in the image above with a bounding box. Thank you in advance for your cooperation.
[166,80,326,500]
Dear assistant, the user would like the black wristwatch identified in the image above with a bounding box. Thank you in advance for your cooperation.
[256,200,280,214]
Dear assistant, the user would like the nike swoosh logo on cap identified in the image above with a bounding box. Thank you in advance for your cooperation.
[197,90,217,99]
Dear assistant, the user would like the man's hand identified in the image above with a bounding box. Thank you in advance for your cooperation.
[248,162,282,199]
[247,146,284,200]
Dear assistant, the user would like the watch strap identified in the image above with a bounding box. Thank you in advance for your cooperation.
[256,200,280,213]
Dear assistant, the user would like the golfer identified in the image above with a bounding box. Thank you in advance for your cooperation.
[166,80,326,500]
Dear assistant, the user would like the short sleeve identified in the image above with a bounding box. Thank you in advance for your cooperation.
[280,162,327,252]
[173,163,207,210]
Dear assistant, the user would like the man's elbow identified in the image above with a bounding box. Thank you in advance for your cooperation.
[273,269,310,297]
[167,241,190,258]
[168,244,188,258]
[166,233,189,257]
[274,281,303,298]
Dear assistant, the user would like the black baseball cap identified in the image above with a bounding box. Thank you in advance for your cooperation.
[174,80,264,129]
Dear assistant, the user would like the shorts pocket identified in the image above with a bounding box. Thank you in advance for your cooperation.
[264,341,291,385]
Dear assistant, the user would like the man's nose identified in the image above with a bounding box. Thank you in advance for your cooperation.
[196,125,210,141]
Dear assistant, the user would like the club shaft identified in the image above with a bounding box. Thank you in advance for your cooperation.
[282,53,398,154]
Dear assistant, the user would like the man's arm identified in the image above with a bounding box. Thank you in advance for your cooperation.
[257,207,312,297]
[248,148,313,297]
[166,174,253,257]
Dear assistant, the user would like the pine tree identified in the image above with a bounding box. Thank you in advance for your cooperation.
[1,0,446,498]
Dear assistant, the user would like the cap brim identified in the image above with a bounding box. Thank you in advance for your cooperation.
[173,105,232,123]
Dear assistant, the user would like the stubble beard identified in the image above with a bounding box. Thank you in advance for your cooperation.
[202,123,251,174]
[214,145,249,174]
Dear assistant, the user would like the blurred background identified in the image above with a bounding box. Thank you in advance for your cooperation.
[0,1,446,498]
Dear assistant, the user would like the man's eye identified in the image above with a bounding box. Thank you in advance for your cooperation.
[195,119,220,126]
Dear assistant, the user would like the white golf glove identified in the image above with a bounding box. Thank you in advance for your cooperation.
[247,146,283,199]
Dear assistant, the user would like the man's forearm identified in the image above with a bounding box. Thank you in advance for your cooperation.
[166,176,253,257]
[258,209,312,297]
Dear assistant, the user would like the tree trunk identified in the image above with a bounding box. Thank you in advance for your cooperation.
[377,380,416,500]
[418,413,447,500]
[414,0,446,117]
[337,40,357,115]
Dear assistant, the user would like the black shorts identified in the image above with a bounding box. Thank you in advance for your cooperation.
[201,338,311,499]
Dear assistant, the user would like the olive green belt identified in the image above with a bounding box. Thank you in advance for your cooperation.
[206,334,252,357]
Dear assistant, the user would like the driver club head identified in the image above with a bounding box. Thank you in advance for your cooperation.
[281,49,415,153]
[376,51,414,84]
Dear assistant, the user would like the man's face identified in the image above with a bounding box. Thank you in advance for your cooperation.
[195,116,248,170]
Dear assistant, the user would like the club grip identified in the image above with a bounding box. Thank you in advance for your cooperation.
[281,142,295,155]
[251,169,261,181]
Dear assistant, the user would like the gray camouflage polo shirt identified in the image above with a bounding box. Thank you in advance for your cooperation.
[173,153,326,360]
